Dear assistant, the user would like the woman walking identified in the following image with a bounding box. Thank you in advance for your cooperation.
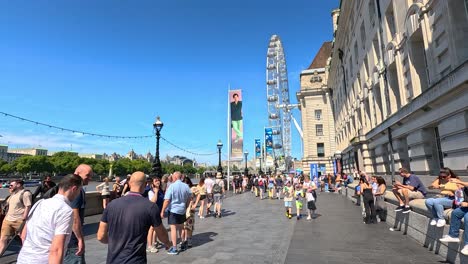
[213,173,225,218]
[268,175,276,199]
[195,178,207,219]
[360,176,377,224]
[96,177,111,209]
[147,177,164,253]
[374,177,387,222]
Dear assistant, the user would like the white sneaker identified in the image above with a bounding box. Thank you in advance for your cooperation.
[306,216,311,220]
[461,245,468,256]
[436,219,446,228]
[439,235,460,243]
[430,219,437,226]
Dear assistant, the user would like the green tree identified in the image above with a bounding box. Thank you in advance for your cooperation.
[113,158,134,176]
[182,164,197,174]
[13,156,33,174]
[132,159,151,174]
[93,163,106,176]
[50,152,80,175]
[0,163,14,175]
[196,167,206,175]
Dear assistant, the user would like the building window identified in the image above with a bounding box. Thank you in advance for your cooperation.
[354,42,359,63]
[315,110,322,120]
[369,0,376,22]
[317,143,325,157]
[360,22,366,47]
[385,4,397,38]
[434,127,444,170]
[310,76,322,83]
[316,124,323,136]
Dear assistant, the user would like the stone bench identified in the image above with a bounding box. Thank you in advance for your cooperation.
[340,183,468,264]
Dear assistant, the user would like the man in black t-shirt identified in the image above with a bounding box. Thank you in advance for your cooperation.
[97,171,171,264]
[32,175,56,201]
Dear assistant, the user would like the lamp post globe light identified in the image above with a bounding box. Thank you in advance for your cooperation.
[150,116,164,178]
[244,150,249,177]
[217,140,223,174]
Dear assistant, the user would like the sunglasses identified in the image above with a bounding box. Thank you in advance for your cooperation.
[9,185,14,188]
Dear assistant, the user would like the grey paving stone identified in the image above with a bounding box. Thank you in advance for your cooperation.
[1,191,455,263]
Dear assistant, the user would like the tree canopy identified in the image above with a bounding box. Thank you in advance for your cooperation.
[1,152,205,179]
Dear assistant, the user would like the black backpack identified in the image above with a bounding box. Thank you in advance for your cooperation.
[212,181,223,194]
[41,185,60,199]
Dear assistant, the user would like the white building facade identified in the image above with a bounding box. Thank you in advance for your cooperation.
[327,0,468,180]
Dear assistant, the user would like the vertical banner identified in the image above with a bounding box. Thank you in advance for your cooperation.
[310,163,318,178]
[333,160,337,175]
[265,128,274,167]
[255,139,261,168]
[230,90,243,160]
[319,164,327,177]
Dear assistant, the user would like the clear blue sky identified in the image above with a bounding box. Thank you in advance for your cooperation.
[0,0,338,165]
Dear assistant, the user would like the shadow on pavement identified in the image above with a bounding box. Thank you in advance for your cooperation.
[220,209,236,217]
[312,213,322,219]
[191,231,218,248]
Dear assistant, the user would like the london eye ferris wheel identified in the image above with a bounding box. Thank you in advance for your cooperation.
[266,35,293,172]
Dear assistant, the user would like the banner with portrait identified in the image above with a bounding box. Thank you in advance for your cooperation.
[255,138,261,168]
[265,127,274,167]
[230,89,243,160]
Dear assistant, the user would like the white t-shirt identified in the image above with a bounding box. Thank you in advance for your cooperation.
[303,181,316,202]
[205,178,214,194]
[17,194,73,264]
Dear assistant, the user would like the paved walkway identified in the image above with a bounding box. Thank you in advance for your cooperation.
[2,191,447,264]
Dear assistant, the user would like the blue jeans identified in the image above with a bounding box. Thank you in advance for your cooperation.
[425,197,454,220]
[63,247,86,264]
[448,207,468,246]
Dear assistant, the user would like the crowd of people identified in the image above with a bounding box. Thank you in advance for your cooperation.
[249,174,318,220]
[2,164,468,262]
[351,167,468,256]
[0,165,229,263]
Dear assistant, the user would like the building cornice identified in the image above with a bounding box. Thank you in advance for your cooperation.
[300,68,325,75]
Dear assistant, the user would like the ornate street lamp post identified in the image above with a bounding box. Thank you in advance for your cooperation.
[244,150,249,177]
[217,140,223,174]
[259,152,264,175]
[150,116,164,178]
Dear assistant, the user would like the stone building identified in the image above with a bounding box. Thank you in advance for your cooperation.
[296,42,336,176]
[327,0,468,180]
[8,147,48,156]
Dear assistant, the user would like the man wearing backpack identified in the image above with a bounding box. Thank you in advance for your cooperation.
[0,179,32,254]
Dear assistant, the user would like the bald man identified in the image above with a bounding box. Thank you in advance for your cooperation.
[64,164,93,264]
[161,171,192,255]
[97,171,170,263]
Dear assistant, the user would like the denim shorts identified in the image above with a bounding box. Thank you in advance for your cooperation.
[168,212,186,225]
[284,201,292,207]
